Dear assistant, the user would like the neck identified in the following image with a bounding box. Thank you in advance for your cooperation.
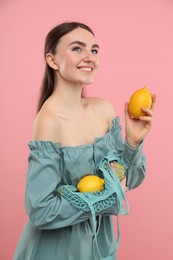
[49,78,85,112]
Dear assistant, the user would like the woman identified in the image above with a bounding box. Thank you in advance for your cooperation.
[13,22,156,260]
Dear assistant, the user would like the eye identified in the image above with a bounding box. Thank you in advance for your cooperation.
[72,46,81,52]
[91,49,98,54]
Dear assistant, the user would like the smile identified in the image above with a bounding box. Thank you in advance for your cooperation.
[77,67,93,71]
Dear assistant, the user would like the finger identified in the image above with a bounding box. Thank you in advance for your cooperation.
[110,162,115,170]
[139,116,152,122]
[124,102,129,114]
[120,176,127,185]
[142,107,154,116]
[124,102,132,119]
[120,177,129,192]
[150,93,156,111]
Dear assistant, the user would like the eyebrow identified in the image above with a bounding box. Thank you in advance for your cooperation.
[68,41,100,49]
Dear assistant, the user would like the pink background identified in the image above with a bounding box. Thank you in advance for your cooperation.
[1,0,173,259]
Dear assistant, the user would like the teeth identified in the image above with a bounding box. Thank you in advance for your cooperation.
[78,67,92,71]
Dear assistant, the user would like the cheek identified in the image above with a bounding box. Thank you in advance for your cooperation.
[95,59,100,69]
[63,54,78,68]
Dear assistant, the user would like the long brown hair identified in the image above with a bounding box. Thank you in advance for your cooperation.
[37,22,95,112]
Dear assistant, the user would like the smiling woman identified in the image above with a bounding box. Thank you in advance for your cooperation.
[37,22,99,112]
[45,27,100,90]
[13,21,156,260]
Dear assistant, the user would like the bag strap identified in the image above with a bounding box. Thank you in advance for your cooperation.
[99,157,129,216]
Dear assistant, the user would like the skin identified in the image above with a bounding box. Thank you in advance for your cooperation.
[32,27,156,192]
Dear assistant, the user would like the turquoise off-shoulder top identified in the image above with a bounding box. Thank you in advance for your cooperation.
[13,117,146,260]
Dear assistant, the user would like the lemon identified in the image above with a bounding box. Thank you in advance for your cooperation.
[128,87,152,119]
[77,175,105,193]
[112,162,126,181]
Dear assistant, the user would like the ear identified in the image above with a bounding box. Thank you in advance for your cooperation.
[46,53,59,70]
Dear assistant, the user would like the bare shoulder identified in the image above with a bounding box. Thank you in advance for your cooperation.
[86,97,116,127]
[32,110,61,142]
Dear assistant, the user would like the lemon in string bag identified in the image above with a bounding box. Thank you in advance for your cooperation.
[77,175,105,193]
[77,164,126,193]
[128,87,152,119]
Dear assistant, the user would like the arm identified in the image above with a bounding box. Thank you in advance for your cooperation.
[104,96,156,191]
[25,142,91,230]
[122,140,146,190]
[123,93,156,189]
[26,113,91,229]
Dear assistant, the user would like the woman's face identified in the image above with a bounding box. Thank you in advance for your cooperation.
[52,27,100,85]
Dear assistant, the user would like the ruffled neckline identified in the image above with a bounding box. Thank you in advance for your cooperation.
[28,117,120,151]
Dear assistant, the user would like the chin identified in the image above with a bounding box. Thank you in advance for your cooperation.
[84,81,93,85]
[82,77,96,85]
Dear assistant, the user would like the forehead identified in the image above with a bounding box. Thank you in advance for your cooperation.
[58,27,97,47]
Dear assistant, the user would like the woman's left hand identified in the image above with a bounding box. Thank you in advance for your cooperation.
[125,93,156,148]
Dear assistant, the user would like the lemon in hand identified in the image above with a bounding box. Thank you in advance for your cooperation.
[128,87,152,119]
[77,175,105,193]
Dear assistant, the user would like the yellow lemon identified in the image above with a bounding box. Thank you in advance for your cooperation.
[112,162,126,181]
[77,175,105,193]
[128,87,152,119]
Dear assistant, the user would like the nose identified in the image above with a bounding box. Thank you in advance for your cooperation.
[82,50,93,62]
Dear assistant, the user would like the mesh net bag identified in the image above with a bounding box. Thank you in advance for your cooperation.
[56,149,129,215]
[56,149,129,259]
[57,184,117,213]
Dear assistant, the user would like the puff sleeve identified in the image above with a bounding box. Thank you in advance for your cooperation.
[111,117,147,190]
[122,141,146,189]
[25,141,118,230]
